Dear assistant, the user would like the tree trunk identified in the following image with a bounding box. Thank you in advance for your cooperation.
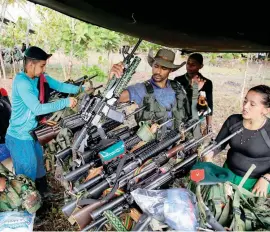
[261,53,268,85]
[11,52,16,78]
[58,52,67,80]
[67,59,73,80]
[240,55,250,108]
[0,47,6,79]
[67,18,75,80]
[107,50,111,75]
[0,1,8,79]
[0,0,8,33]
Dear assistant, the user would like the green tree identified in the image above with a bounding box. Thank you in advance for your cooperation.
[0,16,30,47]
[34,6,123,79]
[122,34,162,52]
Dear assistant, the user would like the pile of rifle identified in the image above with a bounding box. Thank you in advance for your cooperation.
[36,39,228,231]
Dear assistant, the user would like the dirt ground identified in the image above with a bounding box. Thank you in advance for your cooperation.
[0,56,269,231]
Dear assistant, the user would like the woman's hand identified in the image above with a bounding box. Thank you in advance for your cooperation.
[252,177,269,197]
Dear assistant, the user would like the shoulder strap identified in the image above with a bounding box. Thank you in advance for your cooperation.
[229,120,243,133]
[170,80,187,95]
[260,128,270,149]
[39,73,48,104]
[170,80,178,91]
[143,81,154,94]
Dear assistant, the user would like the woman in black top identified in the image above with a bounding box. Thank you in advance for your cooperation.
[204,85,270,197]
[174,53,213,134]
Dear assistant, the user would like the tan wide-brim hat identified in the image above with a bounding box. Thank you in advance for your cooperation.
[147,48,186,72]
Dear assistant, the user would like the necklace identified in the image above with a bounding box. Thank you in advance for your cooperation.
[240,118,267,144]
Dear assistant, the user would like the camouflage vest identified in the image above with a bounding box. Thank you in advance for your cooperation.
[0,163,41,214]
[134,80,191,130]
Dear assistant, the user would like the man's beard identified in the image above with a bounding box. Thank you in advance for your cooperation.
[152,74,165,82]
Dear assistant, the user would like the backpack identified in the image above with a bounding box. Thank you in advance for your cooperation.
[0,163,41,214]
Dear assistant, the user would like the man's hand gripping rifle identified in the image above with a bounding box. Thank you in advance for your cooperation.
[72,39,143,153]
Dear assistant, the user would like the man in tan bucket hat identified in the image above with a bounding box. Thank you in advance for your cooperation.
[147,48,185,72]
[111,48,191,130]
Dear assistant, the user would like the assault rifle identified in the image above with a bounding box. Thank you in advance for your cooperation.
[61,118,201,218]
[126,132,213,190]
[72,38,142,153]
[49,74,98,99]
[63,117,174,182]
[30,75,102,144]
[62,125,140,182]
[58,106,147,181]
[79,127,243,230]
[72,133,211,229]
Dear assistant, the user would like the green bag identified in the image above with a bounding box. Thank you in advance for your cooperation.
[0,163,42,214]
[189,163,270,231]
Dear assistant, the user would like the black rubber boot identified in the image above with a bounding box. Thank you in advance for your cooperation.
[35,176,51,220]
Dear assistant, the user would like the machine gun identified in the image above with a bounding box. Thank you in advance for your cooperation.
[72,38,142,153]
[61,118,201,218]
[78,127,243,231]
[63,117,175,183]
[61,125,140,182]
[72,133,211,229]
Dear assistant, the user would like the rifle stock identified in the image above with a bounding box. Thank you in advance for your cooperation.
[62,118,203,221]
[81,128,244,229]
[72,200,107,230]
[35,124,61,145]
[71,135,197,229]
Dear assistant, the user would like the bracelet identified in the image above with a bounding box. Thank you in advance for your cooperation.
[261,175,270,183]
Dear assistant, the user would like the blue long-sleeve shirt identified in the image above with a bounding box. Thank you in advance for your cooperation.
[7,72,80,140]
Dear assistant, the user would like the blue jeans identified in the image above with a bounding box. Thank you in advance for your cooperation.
[5,134,46,181]
[0,143,11,162]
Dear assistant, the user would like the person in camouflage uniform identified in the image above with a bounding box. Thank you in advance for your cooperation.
[0,163,41,214]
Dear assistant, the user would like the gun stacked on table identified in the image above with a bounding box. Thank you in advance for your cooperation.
[34,38,241,231]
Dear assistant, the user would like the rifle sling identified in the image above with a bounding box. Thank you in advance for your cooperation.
[103,154,128,202]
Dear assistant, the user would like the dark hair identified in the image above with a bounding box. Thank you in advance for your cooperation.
[249,85,270,108]
[188,53,203,65]
[23,57,41,72]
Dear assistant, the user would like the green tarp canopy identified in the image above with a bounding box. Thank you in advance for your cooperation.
[26,0,270,52]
